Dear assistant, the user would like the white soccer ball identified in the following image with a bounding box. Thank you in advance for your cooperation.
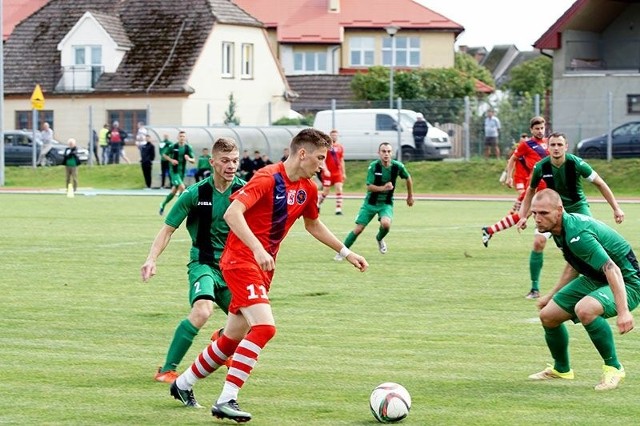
[369,382,411,423]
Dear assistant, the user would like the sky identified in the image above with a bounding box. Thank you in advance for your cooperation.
[416,0,577,51]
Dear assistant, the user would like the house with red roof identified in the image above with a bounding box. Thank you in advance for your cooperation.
[534,0,640,146]
[232,0,466,111]
[3,0,293,143]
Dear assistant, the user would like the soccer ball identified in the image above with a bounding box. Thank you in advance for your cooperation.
[369,382,411,423]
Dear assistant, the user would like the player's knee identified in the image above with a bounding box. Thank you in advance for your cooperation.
[532,237,546,251]
[251,324,277,346]
[190,300,214,327]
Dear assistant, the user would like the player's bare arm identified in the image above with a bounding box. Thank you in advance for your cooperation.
[592,176,625,224]
[405,176,414,207]
[517,187,536,230]
[602,259,634,334]
[141,224,177,282]
[304,217,368,272]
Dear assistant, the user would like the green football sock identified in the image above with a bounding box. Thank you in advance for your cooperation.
[161,319,199,372]
[543,324,571,373]
[376,227,389,241]
[584,316,621,369]
[161,193,175,209]
[344,232,358,248]
[529,251,544,291]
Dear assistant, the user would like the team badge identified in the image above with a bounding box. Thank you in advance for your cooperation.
[287,190,296,205]
[296,189,307,205]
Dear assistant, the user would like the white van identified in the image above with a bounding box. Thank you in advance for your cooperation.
[313,109,452,161]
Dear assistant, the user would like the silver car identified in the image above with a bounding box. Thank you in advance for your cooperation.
[3,130,89,166]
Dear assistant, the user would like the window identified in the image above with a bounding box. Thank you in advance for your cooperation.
[350,37,374,66]
[293,51,328,73]
[222,42,234,78]
[627,95,640,114]
[376,114,397,131]
[107,110,147,142]
[382,36,420,67]
[15,110,54,131]
[241,43,254,78]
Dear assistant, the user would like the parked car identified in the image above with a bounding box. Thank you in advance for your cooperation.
[313,109,452,161]
[3,130,89,166]
[576,121,640,159]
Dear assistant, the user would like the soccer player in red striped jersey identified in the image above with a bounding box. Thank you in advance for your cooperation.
[169,128,368,422]
[481,116,550,299]
[317,129,347,215]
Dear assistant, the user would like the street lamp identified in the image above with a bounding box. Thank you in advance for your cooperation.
[385,25,400,109]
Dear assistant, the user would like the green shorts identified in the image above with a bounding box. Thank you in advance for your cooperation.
[354,203,394,226]
[169,171,185,187]
[187,262,231,314]
[553,275,640,321]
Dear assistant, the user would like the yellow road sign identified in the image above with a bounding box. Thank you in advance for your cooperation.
[30,84,45,110]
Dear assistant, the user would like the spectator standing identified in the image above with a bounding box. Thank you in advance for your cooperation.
[107,121,127,164]
[98,124,109,165]
[139,134,156,188]
[62,138,80,192]
[412,113,428,160]
[135,121,148,147]
[159,134,172,188]
[37,122,54,166]
[169,128,368,421]
[280,147,289,162]
[194,148,212,182]
[89,129,100,165]
[251,150,265,172]
[159,130,195,215]
[335,142,413,259]
[484,109,501,159]
[317,129,346,215]
[239,149,254,180]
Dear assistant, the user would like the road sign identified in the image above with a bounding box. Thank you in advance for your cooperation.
[30,84,45,110]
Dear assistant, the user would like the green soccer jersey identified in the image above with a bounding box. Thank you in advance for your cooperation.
[530,154,595,214]
[364,159,410,206]
[553,212,640,286]
[197,155,211,171]
[166,143,194,177]
[164,175,246,266]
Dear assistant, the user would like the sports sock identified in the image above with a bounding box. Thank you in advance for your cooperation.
[529,250,543,291]
[318,193,327,206]
[584,316,621,369]
[344,232,358,248]
[162,319,199,372]
[161,192,175,208]
[336,192,343,211]
[217,324,276,404]
[543,324,571,373]
[177,333,240,390]
[376,227,389,241]
[488,213,520,235]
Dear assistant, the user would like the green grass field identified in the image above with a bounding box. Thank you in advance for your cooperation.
[1,194,640,425]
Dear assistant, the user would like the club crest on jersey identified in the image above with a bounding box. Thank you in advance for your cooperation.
[295,189,307,205]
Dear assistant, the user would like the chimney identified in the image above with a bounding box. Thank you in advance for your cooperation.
[329,0,340,13]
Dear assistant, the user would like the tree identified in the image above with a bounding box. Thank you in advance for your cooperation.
[454,52,495,87]
[503,56,552,96]
[224,93,240,125]
[350,66,390,101]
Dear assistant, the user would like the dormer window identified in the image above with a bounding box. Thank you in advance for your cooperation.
[56,11,131,92]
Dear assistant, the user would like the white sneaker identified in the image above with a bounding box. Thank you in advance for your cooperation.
[334,253,344,261]
[377,239,387,254]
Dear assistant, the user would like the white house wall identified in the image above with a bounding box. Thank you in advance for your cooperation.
[58,14,124,72]
[185,24,290,126]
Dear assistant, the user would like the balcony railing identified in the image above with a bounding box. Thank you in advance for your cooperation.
[56,65,104,91]
[564,39,640,73]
